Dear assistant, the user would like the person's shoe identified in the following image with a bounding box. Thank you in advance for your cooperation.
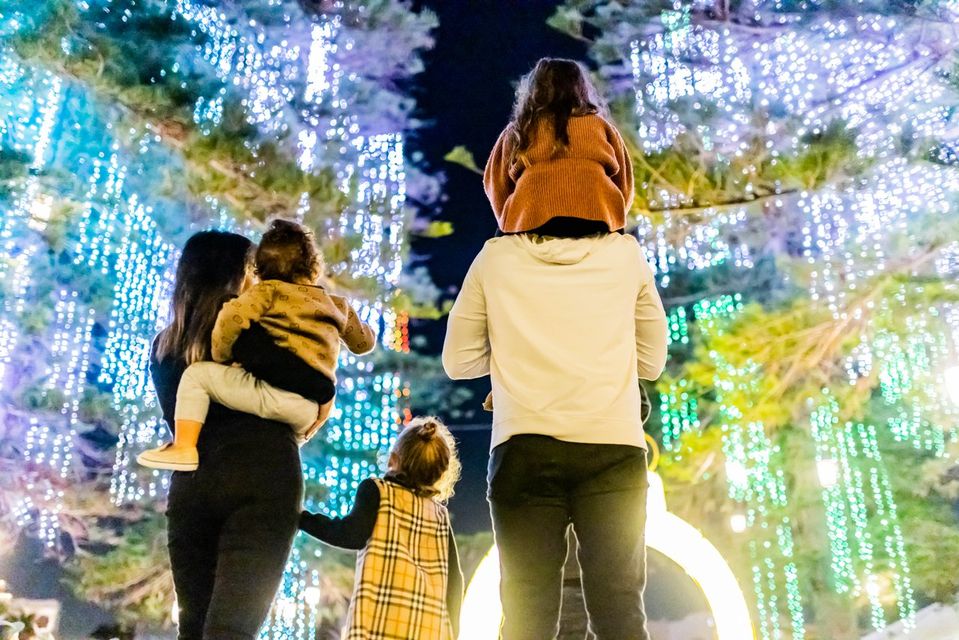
[136,443,199,471]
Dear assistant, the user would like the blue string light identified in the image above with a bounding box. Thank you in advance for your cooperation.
[1,2,416,634]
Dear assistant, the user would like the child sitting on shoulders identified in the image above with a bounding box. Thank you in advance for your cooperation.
[138,218,376,471]
[300,417,464,640]
[481,57,635,412]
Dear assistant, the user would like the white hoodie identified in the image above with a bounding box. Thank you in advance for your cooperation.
[442,233,667,450]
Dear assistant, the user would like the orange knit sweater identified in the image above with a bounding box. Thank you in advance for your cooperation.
[483,114,634,233]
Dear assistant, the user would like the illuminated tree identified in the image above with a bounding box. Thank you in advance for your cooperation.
[553,1,959,637]
[0,0,438,632]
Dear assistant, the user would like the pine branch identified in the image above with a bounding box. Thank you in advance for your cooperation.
[759,243,949,402]
[806,55,943,119]
[640,189,797,217]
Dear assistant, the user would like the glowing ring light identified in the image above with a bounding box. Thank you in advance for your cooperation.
[460,471,754,640]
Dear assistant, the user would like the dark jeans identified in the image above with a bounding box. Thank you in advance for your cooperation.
[488,435,650,640]
[167,427,303,640]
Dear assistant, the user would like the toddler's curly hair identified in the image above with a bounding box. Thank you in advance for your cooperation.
[255,218,324,284]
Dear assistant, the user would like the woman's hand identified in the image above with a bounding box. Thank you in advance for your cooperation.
[316,400,334,426]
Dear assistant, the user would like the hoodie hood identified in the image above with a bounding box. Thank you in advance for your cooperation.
[515,233,616,265]
[444,229,667,452]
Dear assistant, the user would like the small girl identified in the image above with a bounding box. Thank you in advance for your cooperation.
[300,417,464,640]
[482,57,635,410]
[137,218,376,471]
[483,57,634,238]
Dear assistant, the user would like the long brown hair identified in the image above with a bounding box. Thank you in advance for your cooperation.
[389,417,461,502]
[510,57,606,159]
[155,230,254,365]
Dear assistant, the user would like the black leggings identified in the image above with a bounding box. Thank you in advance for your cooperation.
[167,431,302,640]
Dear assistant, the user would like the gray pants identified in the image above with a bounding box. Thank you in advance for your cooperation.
[175,362,318,434]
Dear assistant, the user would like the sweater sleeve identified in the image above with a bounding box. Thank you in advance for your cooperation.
[211,282,275,363]
[634,245,667,381]
[341,302,377,355]
[447,529,464,637]
[607,122,635,214]
[298,478,379,550]
[483,126,516,218]
[442,252,490,380]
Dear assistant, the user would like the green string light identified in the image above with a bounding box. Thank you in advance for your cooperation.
[659,377,699,451]
[666,305,690,345]
[695,295,806,640]
[809,394,917,632]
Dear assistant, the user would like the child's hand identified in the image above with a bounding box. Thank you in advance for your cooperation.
[298,510,315,534]
[316,399,335,425]
[298,510,327,539]
[483,392,493,412]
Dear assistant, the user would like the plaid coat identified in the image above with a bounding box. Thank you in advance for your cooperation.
[344,478,455,640]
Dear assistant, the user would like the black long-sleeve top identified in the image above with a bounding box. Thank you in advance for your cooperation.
[299,477,464,634]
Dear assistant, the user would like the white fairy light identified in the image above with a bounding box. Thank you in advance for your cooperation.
[730,512,748,533]
[816,458,840,489]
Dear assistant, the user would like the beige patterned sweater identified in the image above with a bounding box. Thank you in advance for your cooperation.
[211,280,376,382]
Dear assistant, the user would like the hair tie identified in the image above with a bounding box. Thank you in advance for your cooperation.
[418,421,437,440]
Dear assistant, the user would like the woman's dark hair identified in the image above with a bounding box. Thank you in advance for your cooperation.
[255,218,324,284]
[389,417,461,502]
[155,230,254,365]
[510,57,606,159]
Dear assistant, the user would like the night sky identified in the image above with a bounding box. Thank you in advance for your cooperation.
[406,0,586,292]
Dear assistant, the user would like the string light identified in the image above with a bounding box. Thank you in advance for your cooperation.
[260,547,321,640]
[625,4,959,636]
[810,395,917,630]
[815,458,839,489]
[173,0,303,135]
[692,295,805,640]
[0,62,72,551]
[629,7,959,294]
[730,512,748,533]
[945,365,959,406]
[2,3,418,634]
[658,377,699,451]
